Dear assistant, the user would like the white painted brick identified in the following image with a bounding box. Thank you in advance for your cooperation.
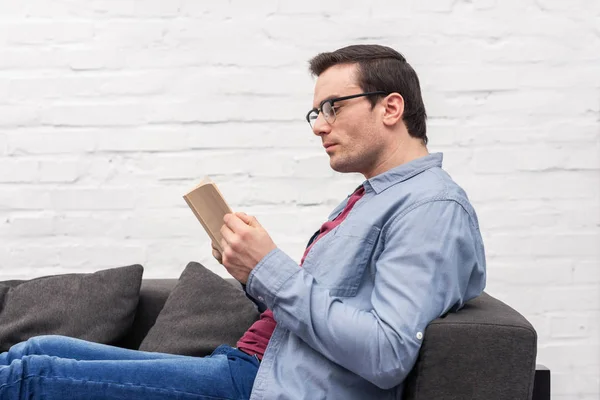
[473,144,600,173]
[462,170,599,202]
[477,199,600,231]
[0,105,39,127]
[5,129,96,155]
[543,286,600,313]
[0,21,94,45]
[0,212,55,237]
[573,260,600,284]
[49,188,138,211]
[423,67,519,92]
[40,103,148,127]
[57,244,147,269]
[485,232,599,258]
[0,48,66,70]
[0,187,52,210]
[38,158,83,183]
[487,261,573,286]
[549,312,598,339]
[0,158,38,182]
[429,121,599,147]
[186,123,318,149]
[5,72,170,101]
[0,133,7,155]
[94,129,190,152]
[550,372,600,398]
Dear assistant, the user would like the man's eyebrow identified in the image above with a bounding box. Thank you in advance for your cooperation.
[313,94,340,108]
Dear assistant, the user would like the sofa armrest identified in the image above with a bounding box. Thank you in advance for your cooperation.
[403,292,537,400]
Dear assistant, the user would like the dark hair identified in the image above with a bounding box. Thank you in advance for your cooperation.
[309,44,428,144]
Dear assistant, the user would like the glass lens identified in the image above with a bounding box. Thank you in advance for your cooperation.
[322,101,335,123]
[307,110,318,127]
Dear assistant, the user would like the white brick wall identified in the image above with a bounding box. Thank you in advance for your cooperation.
[1,1,599,398]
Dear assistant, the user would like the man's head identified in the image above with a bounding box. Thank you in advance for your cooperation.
[307,44,428,178]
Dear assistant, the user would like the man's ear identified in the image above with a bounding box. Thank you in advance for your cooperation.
[381,93,404,127]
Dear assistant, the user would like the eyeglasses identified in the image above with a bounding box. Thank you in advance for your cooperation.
[305,91,388,129]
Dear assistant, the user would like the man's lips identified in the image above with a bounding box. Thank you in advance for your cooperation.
[323,143,337,149]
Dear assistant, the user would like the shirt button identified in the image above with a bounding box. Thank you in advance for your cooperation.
[416,332,423,340]
[258,296,265,302]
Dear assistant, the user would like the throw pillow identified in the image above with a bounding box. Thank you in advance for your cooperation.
[139,262,259,356]
[0,264,144,351]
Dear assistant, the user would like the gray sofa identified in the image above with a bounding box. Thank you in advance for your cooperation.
[117,279,545,400]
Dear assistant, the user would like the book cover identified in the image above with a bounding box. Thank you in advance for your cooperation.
[183,177,233,254]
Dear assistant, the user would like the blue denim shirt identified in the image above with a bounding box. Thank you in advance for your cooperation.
[246,153,486,400]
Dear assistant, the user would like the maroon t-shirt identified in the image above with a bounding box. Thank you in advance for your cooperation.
[237,186,366,359]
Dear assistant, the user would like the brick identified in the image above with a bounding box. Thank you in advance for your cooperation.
[186,122,317,149]
[49,188,138,210]
[40,103,148,127]
[146,95,307,124]
[423,67,518,92]
[0,158,39,182]
[430,121,599,146]
[0,212,55,237]
[94,128,190,152]
[542,286,600,312]
[0,21,94,45]
[477,199,600,231]
[0,187,52,210]
[473,144,600,173]
[38,158,83,183]
[485,232,600,258]
[57,243,147,269]
[487,261,573,286]
[0,133,7,155]
[573,260,600,284]
[549,371,600,397]
[0,106,39,127]
[549,312,598,339]
[462,170,600,202]
[0,48,66,70]
[6,129,96,155]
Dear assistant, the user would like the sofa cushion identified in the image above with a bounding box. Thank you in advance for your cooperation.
[0,264,144,351]
[139,262,260,356]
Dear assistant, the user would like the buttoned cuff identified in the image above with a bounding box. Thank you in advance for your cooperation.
[246,247,300,308]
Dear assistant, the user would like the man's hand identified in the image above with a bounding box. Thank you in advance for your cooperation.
[219,212,277,285]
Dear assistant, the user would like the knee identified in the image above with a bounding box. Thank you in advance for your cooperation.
[19,335,64,355]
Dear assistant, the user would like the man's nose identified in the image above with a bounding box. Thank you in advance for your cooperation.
[311,112,331,136]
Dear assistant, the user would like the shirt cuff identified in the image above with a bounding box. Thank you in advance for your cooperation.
[246,247,300,308]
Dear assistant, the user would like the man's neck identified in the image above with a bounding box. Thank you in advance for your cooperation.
[363,139,429,179]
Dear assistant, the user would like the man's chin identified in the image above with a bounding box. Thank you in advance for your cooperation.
[329,159,358,174]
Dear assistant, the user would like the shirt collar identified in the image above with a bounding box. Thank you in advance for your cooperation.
[363,152,444,194]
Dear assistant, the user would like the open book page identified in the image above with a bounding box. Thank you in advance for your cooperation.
[183,177,233,253]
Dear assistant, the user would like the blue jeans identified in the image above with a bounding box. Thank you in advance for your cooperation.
[0,335,259,399]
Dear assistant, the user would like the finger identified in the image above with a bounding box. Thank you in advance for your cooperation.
[212,248,222,263]
[235,212,257,227]
[223,213,250,233]
[220,225,235,244]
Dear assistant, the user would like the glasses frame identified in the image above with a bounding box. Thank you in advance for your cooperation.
[305,91,388,128]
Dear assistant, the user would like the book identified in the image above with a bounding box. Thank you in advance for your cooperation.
[183,177,233,254]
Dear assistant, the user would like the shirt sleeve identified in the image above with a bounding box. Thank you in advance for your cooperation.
[246,200,486,389]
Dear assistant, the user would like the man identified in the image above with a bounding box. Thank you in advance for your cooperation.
[217,44,486,399]
[0,44,485,399]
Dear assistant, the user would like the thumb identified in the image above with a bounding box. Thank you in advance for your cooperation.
[235,212,259,227]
